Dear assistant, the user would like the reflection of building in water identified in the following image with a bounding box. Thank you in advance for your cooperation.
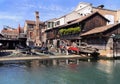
[97,60,120,84]
[96,60,115,84]
[97,60,114,74]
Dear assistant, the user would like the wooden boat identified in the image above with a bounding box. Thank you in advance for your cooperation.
[78,42,99,57]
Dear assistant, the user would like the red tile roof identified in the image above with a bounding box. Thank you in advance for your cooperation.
[1,29,18,34]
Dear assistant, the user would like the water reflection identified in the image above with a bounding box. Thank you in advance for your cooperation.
[97,60,114,74]
[0,60,120,84]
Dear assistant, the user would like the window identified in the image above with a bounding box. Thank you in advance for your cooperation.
[47,22,51,28]
[57,21,60,25]
[39,25,43,29]
[52,22,54,28]
[28,24,34,28]
[36,43,38,46]
[30,32,33,39]
[55,21,60,26]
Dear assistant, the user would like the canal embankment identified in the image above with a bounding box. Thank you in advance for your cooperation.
[0,49,120,63]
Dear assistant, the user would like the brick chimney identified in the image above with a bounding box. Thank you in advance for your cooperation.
[35,11,40,28]
[17,24,21,35]
[34,11,41,46]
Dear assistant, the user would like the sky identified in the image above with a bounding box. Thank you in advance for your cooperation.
[0,0,120,31]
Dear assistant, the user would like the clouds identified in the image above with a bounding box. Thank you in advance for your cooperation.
[0,15,21,21]
[0,12,22,21]
[38,4,73,21]
[39,4,62,11]
[0,0,120,31]
[39,4,69,12]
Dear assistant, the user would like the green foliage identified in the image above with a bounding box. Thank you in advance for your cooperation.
[59,26,81,35]
[59,29,65,35]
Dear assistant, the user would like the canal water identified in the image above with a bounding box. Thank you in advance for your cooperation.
[0,60,120,84]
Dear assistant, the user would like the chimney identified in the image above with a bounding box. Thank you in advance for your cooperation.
[34,11,42,45]
[35,11,39,24]
[97,5,104,9]
[17,24,21,35]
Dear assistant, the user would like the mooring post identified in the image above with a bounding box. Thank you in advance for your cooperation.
[66,59,69,64]
[42,60,48,65]
[25,61,31,67]
[76,59,79,64]
[47,60,52,66]
[88,59,90,62]
[31,60,40,67]
[53,59,57,65]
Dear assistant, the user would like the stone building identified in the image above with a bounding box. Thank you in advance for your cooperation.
[24,11,45,47]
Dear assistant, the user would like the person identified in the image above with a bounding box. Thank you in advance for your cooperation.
[65,44,70,55]
[72,42,77,47]
[59,45,64,54]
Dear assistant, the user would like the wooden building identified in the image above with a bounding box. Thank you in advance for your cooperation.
[45,12,120,57]
[45,12,109,47]
[81,23,120,57]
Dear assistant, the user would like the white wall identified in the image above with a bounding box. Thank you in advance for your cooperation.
[54,17,65,26]
[65,12,80,24]
[105,15,114,24]
[75,2,91,11]
[77,6,92,16]
[59,17,65,25]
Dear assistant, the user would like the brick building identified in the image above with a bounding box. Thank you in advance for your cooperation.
[0,25,26,49]
[24,11,45,47]
[1,24,24,39]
